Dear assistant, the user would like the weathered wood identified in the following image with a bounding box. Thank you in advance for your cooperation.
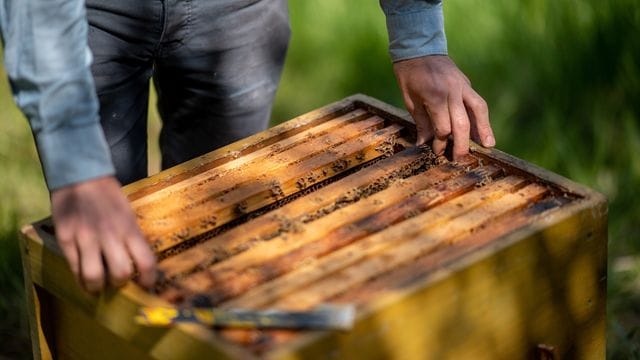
[20,94,607,360]
[145,123,403,252]
[221,164,503,309]
[135,115,385,228]
[333,197,571,304]
[221,175,528,309]
[157,147,446,279]
[131,110,371,212]
[49,295,152,360]
[265,201,607,360]
[166,160,490,302]
[220,197,568,352]
[215,179,546,351]
[272,183,549,310]
[19,224,255,359]
[19,227,53,360]
[123,96,363,201]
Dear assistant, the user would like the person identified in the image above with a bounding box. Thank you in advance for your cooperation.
[0,0,495,293]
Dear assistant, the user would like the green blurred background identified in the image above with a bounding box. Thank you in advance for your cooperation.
[1,1,638,358]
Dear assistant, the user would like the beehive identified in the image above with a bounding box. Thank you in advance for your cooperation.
[20,95,607,359]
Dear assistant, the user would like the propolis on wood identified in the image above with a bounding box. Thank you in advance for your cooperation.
[21,94,606,360]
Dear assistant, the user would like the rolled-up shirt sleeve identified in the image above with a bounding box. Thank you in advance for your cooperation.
[379,0,447,62]
[1,0,114,190]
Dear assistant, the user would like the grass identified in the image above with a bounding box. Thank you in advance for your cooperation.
[1,0,638,358]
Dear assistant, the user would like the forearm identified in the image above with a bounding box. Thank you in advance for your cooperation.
[379,0,447,61]
[1,0,114,190]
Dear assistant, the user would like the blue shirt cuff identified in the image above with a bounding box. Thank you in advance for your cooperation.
[35,120,115,190]
[381,1,448,62]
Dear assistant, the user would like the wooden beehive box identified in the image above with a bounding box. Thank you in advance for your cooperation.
[20,95,607,359]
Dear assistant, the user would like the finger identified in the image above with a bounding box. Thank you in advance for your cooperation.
[449,92,471,160]
[425,100,451,156]
[430,134,448,157]
[463,88,494,147]
[77,234,105,293]
[56,229,81,284]
[401,89,416,115]
[125,232,157,288]
[409,95,434,146]
[101,236,134,288]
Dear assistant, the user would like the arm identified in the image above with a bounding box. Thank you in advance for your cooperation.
[1,0,156,292]
[380,0,495,160]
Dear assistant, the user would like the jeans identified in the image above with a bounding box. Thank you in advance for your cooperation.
[86,0,291,185]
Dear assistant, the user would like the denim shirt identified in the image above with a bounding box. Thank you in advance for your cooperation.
[0,0,443,191]
[0,0,114,191]
[380,0,447,61]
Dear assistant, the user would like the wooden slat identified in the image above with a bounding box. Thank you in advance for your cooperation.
[333,196,568,305]
[224,166,502,304]
[123,96,364,201]
[168,165,502,304]
[170,161,479,291]
[238,196,604,358]
[220,175,530,309]
[217,185,554,354]
[157,147,457,279]
[145,124,404,251]
[133,113,380,218]
[272,183,549,310]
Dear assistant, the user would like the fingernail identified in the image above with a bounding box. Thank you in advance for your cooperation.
[484,135,495,147]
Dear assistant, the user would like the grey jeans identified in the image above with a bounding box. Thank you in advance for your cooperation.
[86,0,290,185]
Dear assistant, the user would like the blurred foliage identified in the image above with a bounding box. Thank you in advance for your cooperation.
[0,40,47,360]
[1,0,638,358]
[0,217,30,360]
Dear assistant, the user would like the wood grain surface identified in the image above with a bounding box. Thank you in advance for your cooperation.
[21,94,606,360]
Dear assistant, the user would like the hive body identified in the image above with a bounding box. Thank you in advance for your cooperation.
[21,95,607,359]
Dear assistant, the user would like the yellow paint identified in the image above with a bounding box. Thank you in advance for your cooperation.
[577,314,606,360]
[137,307,179,326]
[567,252,598,323]
[542,214,581,260]
[194,308,215,325]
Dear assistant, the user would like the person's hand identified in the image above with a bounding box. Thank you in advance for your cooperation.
[393,55,495,160]
[51,176,157,293]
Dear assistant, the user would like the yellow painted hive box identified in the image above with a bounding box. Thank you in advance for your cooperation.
[20,94,607,359]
